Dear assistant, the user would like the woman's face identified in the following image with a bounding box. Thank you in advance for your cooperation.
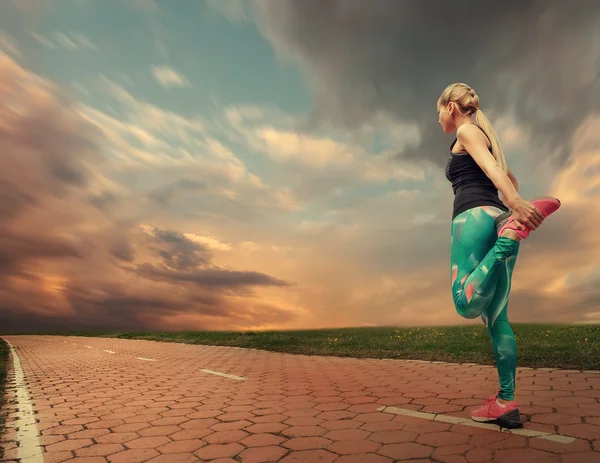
[438,103,454,134]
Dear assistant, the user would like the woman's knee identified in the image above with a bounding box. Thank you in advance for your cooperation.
[453,299,480,319]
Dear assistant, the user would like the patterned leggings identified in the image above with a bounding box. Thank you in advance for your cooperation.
[450,206,521,401]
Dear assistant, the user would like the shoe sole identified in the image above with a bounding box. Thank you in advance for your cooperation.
[471,408,524,429]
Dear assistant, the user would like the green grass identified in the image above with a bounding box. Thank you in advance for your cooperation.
[25,323,600,371]
[0,338,10,460]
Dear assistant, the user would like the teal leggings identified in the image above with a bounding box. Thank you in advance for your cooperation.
[450,206,520,401]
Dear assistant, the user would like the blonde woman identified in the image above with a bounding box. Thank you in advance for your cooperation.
[438,83,560,428]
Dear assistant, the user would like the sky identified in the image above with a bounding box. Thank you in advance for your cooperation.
[0,0,599,333]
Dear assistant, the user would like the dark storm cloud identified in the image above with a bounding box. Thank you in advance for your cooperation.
[6,86,101,187]
[0,280,193,334]
[1,78,101,223]
[0,313,74,335]
[137,263,292,289]
[109,235,136,262]
[89,191,119,210]
[0,226,84,275]
[0,51,98,274]
[151,228,212,269]
[137,226,293,290]
[0,179,36,221]
[255,0,600,166]
[507,289,595,325]
[64,270,293,328]
[64,282,192,329]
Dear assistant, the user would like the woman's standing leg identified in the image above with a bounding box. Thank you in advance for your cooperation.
[486,303,517,401]
[451,206,523,427]
[481,253,519,402]
[473,279,523,428]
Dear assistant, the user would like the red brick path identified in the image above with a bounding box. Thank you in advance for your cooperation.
[1,335,599,462]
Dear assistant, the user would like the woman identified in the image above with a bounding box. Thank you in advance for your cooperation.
[438,83,560,428]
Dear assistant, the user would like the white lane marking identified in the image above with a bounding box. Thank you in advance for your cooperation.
[137,357,156,362]
[377,406,576,444]
[104,350,116,354]
[85,346,93,349]
[200,369,246,381]
[3,339,44,463]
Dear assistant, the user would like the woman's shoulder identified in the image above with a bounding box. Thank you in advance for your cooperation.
[456,124,491,150]
[456,123,483,138]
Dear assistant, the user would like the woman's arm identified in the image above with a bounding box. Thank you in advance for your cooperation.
[457,125,543,230]
[501,169,519,207]
[507,169,518,191]
[456,125,520,208]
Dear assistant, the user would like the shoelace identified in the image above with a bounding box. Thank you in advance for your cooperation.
[482,393,499,412]
[481,398,496,415]
[483,397,495,407]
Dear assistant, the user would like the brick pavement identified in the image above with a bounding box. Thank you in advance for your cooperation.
[1,335,598,462]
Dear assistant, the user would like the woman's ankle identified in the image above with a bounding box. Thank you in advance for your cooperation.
[501,229,521,241]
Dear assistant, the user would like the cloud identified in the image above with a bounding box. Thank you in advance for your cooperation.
[78,80,304,214]
[31,30,96,51]
[137,264,292,290]
[141,226,213,270]
[30,32,55,49]
[134,225,292,294]
[67,31,96,50]
[506,115,600,320]
[109,235,136,262]
[203,0,249,23]
[183,233,233,251]
[152,65,190,88]
[0,51,300,334]
[222,105,425,205]
[253,0,600,170]
[0,227,85,276]
[255,127,354,167]
[0,31,20,57]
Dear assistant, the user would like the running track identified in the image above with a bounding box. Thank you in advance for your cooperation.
[1,335,599,462]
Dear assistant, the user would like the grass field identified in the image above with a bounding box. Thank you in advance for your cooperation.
[39,323,600,371]
[0,338,10,459]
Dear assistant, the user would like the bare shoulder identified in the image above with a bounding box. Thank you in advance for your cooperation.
[457,124,490,153]
[456,123,485,142]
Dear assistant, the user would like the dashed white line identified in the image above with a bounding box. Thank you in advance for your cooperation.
[377,406,575,444]
[85,346,93,349]
[136,357,156,362]
[3,339,44,463]
[104,350,116,354]
[200,369,246,381]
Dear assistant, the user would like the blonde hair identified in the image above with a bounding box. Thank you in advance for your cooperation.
[437,83,508,172]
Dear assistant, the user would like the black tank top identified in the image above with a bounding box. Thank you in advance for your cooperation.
[445,125,508,219]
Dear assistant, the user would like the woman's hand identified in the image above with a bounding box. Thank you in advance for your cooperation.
[510,198,545,231]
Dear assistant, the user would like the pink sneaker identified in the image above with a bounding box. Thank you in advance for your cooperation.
[471,390,523,428]
[496,196,561,239]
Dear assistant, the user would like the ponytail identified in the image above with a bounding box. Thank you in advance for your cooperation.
[473,109,508,173]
